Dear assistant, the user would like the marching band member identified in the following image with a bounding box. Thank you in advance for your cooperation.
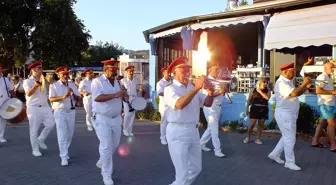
[23,61,55,157]
[49,66,80,166]
[199,62,226,158]
[164,56,215,185]
[78,68,94,131]
[120,65,142,136]
[0,64,15,143]
[156,66,171,145]
[91,64,126,185]
[268,62,311,171]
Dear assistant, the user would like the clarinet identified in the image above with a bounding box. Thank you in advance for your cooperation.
[117,79,135,112]
[66,80,75,110]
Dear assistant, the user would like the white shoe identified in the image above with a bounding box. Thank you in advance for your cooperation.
[0,138,7,143]
[103,178,114,185]
[129,133,134,136]
[161,140,168,145]
[32,151,42,157]
[201,145,211,152]
[285,162,301,171]
[87,126,94,131]
[61,159,68,166]
[243,137,249,144]
[268,154,284,164]
[123,131,129,137]
[38,140,48,150]
[214,151,225,158]
[96,161,102,169]
[254,139,263,145]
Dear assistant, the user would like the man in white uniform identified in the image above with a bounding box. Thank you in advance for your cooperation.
[200,62,228,158]
[120,65,142,136]
[78,68,94,131]
[49,66,80,166]
[0,64,15,143]
[164,56,215,185]
[156,66,171,145]
[92,63,127,185]
[23,61,55,157]
[268,62,311,171]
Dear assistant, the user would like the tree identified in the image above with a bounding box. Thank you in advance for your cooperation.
[30,0,91,69]
[82,41,124,66]
[0,0,91,71]
[239,0,249,6]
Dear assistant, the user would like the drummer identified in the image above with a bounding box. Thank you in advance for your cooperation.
[78,68,94,131]
[0,64,15,143]
[23,61,55,157]
[49,66,80,166]
[120,65,142,136]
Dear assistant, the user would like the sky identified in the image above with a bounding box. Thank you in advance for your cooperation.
[74,0,253,51]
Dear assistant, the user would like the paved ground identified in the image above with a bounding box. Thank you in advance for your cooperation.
[0,108,336,185]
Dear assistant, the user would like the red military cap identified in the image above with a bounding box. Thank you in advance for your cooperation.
[82,68,93,76]
[27,61,42,69]
[167,56,191,73]
[125,65,135,71]
[101,58,120,66]
[280,62,295,71]
[0,64,2,69]
[160,66,168,72]
[55,66,70,74]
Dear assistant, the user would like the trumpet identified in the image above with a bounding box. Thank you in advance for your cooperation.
[188,77,237,90]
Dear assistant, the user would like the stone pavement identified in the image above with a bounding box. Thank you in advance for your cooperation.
[0,108,335,185]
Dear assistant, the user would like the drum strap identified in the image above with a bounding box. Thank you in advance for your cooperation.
[2,77,10,98]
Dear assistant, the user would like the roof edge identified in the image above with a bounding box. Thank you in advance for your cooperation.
[143,0,323,43]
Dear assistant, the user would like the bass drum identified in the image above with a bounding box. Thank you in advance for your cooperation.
[0,98,27,124]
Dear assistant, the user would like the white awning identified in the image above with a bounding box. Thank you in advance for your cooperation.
[152,15,267,39]
[152,26,184,39]
[264,4,336,50]
[190,15,267,30]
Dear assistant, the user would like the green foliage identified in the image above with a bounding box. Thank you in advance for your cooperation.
[155,96,160,106]
[229,120,239,132]
[151,111,161,121]
[81,41,123,67]
[270,102,315,134]
[136,102,156,120]
[0,0,92,70]
[238,0,249,6]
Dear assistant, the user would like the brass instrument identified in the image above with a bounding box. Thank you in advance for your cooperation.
[188,76,237,90]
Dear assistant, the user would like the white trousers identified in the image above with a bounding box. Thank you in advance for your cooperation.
[159,109,168,141]
[54,109,76,160]
[200,107,221,153]
[27,106,55,152]
[123,101,135,134]
[166,123,202,185]
[93,114,122,180]
[270,111,297,164]
[0,117,6,139]
[83,96,92,127]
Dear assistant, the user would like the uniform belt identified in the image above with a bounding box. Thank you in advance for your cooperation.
[93,112,119,120]
[169,122,199,128]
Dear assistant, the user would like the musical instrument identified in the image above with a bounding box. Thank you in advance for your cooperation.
[0,98,27,124]
[65,80,75,110]
[117,80,147,112]
[189,76,238,90]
